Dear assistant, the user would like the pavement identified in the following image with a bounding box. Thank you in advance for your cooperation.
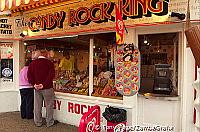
[0,111,78,132]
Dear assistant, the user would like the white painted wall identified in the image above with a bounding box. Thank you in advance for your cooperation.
[0,40,20,112]
[42,93,132,131]
[180,41,195,131]
[138,96,180,132]
[123,28,138,126]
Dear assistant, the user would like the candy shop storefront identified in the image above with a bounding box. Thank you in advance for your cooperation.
[0,0,199,132]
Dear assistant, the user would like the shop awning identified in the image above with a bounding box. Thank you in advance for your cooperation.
[0,0,64,13]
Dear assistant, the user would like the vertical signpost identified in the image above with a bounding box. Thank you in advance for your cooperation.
[115,2,140,96]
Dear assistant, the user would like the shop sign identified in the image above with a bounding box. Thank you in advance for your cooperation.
[25,0,169,32]
[20,0,199,36]
[29,11,66,32]
[69,0,169,27]
[0,18,12,34]
[68,102,94,115]
[15,17,29,28]
[44,100,94,115]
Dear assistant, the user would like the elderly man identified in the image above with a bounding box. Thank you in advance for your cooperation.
[27,49,57,127]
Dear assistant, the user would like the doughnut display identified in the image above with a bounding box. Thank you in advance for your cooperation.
[116,66,124,73]
[115,44,140,96]
[131,66,139,74]
[124,62,131,70]
[132,57,139,65]
[132,76,139,83]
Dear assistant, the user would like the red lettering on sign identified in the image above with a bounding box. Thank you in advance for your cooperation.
[53,100,56,109]
[68,102,94,115]
[44,100,61,111]
[75,103,81,114]
[68,102,74,113]
[68,9,76,26]
[90,3,101,22]
[29,11,66,32]
[148,0,163,13]
[68,0,168,27]
[81,105,87,115]
[57,100,61,110]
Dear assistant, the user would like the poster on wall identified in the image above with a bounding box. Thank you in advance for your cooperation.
[0,59,13,82]
[115,44,140,96]
[0,43,13,82]
[0,43,13,59]
[0,18,13,38]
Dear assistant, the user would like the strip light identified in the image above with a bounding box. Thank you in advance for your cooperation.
[47,35,78,39]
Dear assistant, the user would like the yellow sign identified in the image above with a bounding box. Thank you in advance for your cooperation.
[13,0,200,37]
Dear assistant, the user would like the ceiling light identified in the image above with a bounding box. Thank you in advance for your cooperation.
[47,35,78,39]
[143,35,148,44]
[23,30,28,36]
[144,40,148,44]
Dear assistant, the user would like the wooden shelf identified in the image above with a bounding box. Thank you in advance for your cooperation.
[54,89,88,96]
[92,94,123,100]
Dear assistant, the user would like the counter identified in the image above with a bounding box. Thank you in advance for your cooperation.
[138,93,180,101]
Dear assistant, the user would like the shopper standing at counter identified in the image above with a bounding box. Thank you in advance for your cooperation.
[19,59,34,119]
[27,50,57,127]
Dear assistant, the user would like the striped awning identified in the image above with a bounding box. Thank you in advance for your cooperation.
[0,0,63,13]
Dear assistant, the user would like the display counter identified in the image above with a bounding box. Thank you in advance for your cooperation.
[138,93,180,101]
[42,91,132,127]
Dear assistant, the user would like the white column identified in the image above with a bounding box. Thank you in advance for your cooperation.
[181,35,195,132]
[193,69,200,132]
[123,28,138,126]
[89,37,94,96]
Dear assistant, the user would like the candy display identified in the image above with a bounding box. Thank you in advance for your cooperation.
[53,71,89,95]
[92,71,122,99]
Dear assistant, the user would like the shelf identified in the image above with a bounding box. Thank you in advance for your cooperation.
[54,89,88,96]
[92,94,123,100]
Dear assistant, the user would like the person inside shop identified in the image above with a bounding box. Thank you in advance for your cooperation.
[27,49,58,127]
[19,58,34,119]
[32,50,41,60]
[58,50,75,72]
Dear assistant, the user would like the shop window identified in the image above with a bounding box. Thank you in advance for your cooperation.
[138,33,178,96]
[24,36,89,95]
[24,33,122,99]
[92,33,123,99]
[0,43,14,82]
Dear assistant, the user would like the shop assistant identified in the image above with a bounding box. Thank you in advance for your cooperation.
[59,50,74,71]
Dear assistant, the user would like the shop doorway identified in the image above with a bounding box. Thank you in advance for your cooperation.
[138,33,179,95]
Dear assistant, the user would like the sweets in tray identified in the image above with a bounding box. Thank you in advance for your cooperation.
[92,71,121,98]
[53,71,89,95]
